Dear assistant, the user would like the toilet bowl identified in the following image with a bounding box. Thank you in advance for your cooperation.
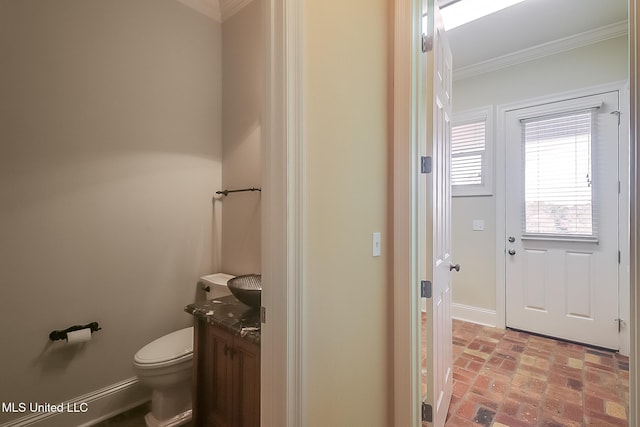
[134,327,194,427]
[133,273,234,427]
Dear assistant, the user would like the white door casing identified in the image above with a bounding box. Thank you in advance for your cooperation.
[420,0,454,424]
[392,0,454,424]
[261,0,304,426]
[504,91,621,350]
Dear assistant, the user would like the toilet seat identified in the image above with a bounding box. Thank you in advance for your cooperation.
[134,327,193,368]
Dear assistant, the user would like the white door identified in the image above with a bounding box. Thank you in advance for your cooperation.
[505,91,621,349]
[420,0,454,424]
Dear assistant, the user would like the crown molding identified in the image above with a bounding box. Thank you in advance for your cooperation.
[174,0,222,22]
[454,20,629,81]
[219,0,255,22]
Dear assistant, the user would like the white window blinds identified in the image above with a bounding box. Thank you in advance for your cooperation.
[451,120,486,187]
[522,109,596,238]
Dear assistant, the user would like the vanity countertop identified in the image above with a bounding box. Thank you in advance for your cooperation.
[185,295,261,345]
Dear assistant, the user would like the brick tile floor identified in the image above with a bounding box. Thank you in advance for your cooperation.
[444,320,629,427]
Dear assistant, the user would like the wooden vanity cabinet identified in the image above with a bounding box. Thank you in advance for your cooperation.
[193,320,260,427]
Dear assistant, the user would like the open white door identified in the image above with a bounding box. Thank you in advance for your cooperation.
[419,0,454,425]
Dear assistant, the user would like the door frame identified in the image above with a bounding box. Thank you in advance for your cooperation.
[392,0,424,425]
[495,82,631,354]
[629,1,638,423]
[261,0,304,426]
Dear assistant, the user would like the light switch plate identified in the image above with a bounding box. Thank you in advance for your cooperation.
[473,220,485,231]
[372,232,381,256]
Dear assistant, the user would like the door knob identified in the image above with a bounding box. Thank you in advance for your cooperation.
[508,236,516,243]
[449,263,460,272]
[508,249,516,256]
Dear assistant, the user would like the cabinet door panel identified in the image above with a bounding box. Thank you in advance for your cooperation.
[206,326,235,427]
[233,338,260,427]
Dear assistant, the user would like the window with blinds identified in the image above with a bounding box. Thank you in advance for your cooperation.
[451,106,493,196]
[522,109,596,238]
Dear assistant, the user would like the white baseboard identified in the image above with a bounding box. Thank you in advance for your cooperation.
[0,378,150,427]
[452,303,498,328]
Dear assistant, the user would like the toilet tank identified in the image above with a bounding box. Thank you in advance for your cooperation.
[199,273,234,300]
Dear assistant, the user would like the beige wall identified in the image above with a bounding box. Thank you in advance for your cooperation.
[0,0,222,422]
[452,36,628,311]
[303,0,390,425]
[221,0,263,276]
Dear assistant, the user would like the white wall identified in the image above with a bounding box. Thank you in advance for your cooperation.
[302,0,391,425]
[451,36,628,315]
[0,0,222,423]
[221,0,263,276]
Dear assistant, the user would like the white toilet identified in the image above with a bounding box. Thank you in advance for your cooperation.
[133,273,234,427]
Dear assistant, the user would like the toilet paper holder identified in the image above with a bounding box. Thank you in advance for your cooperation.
[49,322,101,341]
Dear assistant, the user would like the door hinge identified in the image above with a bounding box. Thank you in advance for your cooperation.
[421,34,433,53]
[618,250,621,264]
[422,403,433,423]
[421,156,432,174]
[421,280,432,299]
[611,110,621,125]
[260,306,266,324]
[618,181,621,194]
[615,318,624,333]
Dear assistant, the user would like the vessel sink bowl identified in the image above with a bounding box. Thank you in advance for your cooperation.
[227,274,261,309]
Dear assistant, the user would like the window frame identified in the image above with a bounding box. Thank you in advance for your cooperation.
[451,105,494,197]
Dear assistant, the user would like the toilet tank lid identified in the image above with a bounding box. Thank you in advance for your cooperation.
[134,327,193,365]
[199,273,235,288]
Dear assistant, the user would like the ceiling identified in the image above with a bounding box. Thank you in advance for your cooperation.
[444,0,628,72]
[180,0,628,75]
